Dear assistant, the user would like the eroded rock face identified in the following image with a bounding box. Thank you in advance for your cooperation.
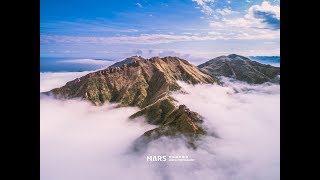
[133,105,206,151]
[198,54,280,84]
[47,56,218,145]
[50,56,215,106]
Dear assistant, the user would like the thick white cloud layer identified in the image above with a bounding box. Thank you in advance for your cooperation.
[40,73,279,180]
[168,80,280,179]
[41,97,157,180]
[40,71,91,92]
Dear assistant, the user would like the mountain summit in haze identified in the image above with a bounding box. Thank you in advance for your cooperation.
[198,54,280,84]
[48,56,217,146]
[109,55,145,68]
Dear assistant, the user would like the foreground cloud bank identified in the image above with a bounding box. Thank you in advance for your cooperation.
[40,73,279,180]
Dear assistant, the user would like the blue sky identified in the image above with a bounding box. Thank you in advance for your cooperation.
[40,0,280,61]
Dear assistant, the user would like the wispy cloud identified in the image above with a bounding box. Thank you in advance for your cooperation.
[192,1,280,41]
[41,30,279,45]
[249,1,280,30]
[204,1,280,30]
[216,7,234,16]
[136,3,142,8]
[41,34,212,44]
[40,1,280,58]
[41,21,140,35]
[192,0,215,16]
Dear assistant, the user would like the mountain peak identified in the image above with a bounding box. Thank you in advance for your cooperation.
[227,54,241,58]
[56,57,215,104]
[48,56,217,143]
[128,55,144,60]
[227,54,251,60]
[109,55,145,68]
[198,54,280,84]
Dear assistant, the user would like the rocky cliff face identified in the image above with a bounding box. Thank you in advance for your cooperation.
[48,56,217,145]
[198,54,280,84]
[50,56,215,106]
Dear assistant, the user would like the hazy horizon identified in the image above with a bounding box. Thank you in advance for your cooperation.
[40,55,280,72]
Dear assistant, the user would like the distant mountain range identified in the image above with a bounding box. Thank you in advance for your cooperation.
[45,54,280,148]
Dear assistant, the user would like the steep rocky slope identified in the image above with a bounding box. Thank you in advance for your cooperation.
[198,54,280,84]
[48,56,217,144]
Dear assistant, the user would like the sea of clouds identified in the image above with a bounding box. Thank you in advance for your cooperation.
[40,73,280,180]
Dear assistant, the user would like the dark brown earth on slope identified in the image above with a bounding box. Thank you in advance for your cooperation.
[198,54,280,84]
[48,56,218,147]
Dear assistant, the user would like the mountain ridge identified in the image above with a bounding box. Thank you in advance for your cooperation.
[109,55,145,68]
[198,54,280,84]
[47,56,217,146]
[45,54,280,147]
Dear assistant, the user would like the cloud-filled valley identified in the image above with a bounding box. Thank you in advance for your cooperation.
[40,71,279,180]
[40,0,280,178]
